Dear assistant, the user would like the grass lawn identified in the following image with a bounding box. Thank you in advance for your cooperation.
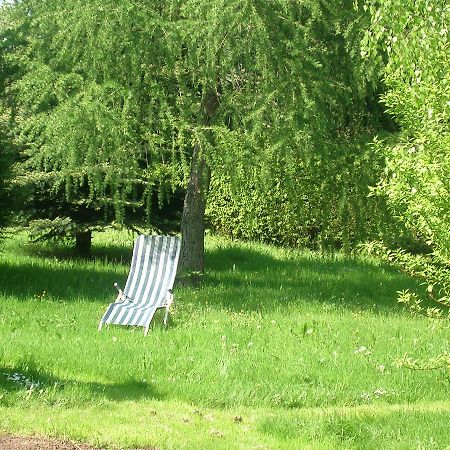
[1,230,449,449]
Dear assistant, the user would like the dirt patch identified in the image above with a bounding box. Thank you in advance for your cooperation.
[0,435,100,450]
[0,435,157,450]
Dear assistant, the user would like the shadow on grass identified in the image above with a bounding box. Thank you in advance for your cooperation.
[0,260,125,303]
[91,245,133,265]
[0,238,135,302]
[25,243,134,265]
[1,238,421,315]
[202,246,421,313]
[0,364,162,403]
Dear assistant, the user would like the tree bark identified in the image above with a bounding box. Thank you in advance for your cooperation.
[179,144,210,275]
[179,88,219,277]
[75,229,92,258]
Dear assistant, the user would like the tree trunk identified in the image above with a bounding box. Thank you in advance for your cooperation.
[179,88,219,277]
[75,229,92,258]
[179,145,210,276]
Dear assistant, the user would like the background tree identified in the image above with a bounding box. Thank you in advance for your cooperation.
[0,7,16,240]
[7,0,404,268]
[0,122,11,242]
[5,0,182,256]
[206,1,397,251]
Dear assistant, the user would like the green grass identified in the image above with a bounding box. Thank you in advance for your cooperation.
[1,230,449,449]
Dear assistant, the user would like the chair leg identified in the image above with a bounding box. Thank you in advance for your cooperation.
[163,307,170,328]
[144,325,150,336]
[163,292,174,328]
[98,321,103,332]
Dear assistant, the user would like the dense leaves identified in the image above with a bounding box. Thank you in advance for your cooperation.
[207,2,394,250]
[0,129,10,238]
[363,0,450,261]
[0,12,16,239]
[3,0,447,266]
[358,0,450,326]
[4,0,390,260]
[207,135,399,250]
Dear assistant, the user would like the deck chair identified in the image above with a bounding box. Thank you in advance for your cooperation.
[98,235,181,336]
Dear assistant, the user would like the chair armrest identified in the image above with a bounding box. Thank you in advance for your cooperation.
[114,283,132,303]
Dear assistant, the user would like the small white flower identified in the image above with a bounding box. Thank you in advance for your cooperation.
[411,187,417,194]
[374,388,387,397]
[360,392,371,401]
[354,346,371,356]
[112,336,117,342]
[377,364,386,373]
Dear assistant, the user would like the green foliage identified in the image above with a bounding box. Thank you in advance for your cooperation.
[0,164,10,244]
[359,241,450,319]
[4,0,392,250]
[5,0,184,236]
[0,128,11,235]
[0,10,16,239]
[362,0,450,261]
[360,2,450,376]
[206,2,400,250]
[207,135,395,250]
[26,217,80,244]
[397,289,448,321]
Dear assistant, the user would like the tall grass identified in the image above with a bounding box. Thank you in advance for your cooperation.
[0,230,449,449]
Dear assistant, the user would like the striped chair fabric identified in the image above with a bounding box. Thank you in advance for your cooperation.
[99,235,181,335]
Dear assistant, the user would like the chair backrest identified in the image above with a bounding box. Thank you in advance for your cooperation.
[123,235,181,307]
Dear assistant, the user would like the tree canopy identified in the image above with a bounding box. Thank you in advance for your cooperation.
[4,0,442,268]
[3,0,384,266]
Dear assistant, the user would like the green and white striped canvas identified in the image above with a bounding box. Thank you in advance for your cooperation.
[99,235,181,334]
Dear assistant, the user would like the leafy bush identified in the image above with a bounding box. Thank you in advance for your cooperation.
[359,241,450,316]
[362,0,450,262]
[207,138,400,250]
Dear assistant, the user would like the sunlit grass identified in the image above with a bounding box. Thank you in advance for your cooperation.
[0,230,449,449]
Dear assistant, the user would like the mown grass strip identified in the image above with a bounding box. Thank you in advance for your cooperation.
[2,400,450,449]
